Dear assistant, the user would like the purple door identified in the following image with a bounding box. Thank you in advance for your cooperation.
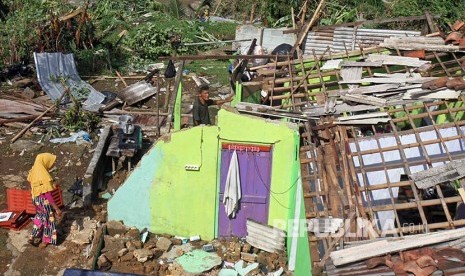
[218,144,272,237]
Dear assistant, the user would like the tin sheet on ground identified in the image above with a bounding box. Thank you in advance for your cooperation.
[34,52,105,112]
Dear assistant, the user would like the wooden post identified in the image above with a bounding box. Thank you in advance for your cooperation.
[11,86,70,143]
[156,71,161,136]
[291,0,326,55]
[164,61,185,133]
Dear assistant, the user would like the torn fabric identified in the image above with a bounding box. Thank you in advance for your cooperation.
[223,150,241,218]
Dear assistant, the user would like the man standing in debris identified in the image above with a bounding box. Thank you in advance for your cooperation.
[193,84,233,126]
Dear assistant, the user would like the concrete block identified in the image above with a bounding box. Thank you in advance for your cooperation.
[106,220,128,236]
[241,252,257,263]
[156,237,173,251]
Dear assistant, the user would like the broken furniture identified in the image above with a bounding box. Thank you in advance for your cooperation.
[106,115,142,171]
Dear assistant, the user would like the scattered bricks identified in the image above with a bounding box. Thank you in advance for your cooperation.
[133,240,143,249]
[159,263,170,274]
[106,220,128,236]
[126,228,141,241]
[103,235,125,253]
[159,233,173,239]
[156,237,172,251]
[152,248,165,259]
[278,255,288,267]
[118,248,129,257]
[242,243,252,253]
[176,247,185,257]
[252,247,260,254]
[144,238,158,249]
[120,252,134,262]
[126,240,137,251]
[144,262,156,274]
[241,252,257,263]
[267,258,276,271]
[257,252,268,266]
[171,238,182,246]
[97,254,112,271]
[234,242,241,252]
[133,248,154,263]
[131,263,146,275]
[270,253,280,261]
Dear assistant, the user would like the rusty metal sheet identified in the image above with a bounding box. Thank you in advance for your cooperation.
[117,81,156,106]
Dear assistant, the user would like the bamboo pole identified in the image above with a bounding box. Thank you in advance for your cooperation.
[11,89,67,143]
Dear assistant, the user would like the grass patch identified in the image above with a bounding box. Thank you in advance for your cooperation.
[185,59,231,87]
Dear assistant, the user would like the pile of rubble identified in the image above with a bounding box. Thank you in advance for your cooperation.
[70,220,290,275]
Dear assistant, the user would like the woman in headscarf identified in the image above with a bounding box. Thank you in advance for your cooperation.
[27,153,62,248]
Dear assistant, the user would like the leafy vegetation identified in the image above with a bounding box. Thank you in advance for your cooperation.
[0,0,238,72]
[1,0,465,71]
[61,102,100,132]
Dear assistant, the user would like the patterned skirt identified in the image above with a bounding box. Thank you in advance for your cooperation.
[30,194,57,245]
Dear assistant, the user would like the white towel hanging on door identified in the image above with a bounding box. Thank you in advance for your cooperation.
[223,150,241,218]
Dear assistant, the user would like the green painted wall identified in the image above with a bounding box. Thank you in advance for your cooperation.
[287,171,312,276]
[107,146,161,230]
[109,108,304,242]
[149,126,220,239]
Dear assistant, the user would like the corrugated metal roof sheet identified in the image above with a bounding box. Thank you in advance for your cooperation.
[34,52,105,112]
[304,27,421,55]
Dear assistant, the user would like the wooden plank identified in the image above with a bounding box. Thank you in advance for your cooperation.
[330,228,465,266]
[341,94,386,107]
[341,61,383,67]
[339,77,437,84]
[348,84,400,94]
[0,99,45,116]
[158,54,287,61]
[338,112,388,121]
[380,42,462,52]
[383,36,444,45]
[335,118,390,125]
[303,103,379,116]
[366,54,430,67]
[411,159,465,189]
[164,61,185,132]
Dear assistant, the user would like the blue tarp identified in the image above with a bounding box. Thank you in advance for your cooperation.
[33,52,105,112]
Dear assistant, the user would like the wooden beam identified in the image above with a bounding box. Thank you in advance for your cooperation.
[330,228,465,266]
[158,54,288,61]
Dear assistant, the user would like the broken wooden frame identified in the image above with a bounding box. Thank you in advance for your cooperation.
[302,97,465,271]
[253,45,465,111]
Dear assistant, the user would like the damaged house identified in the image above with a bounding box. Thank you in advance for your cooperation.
[108,108,312,275]
[102,12,465,276]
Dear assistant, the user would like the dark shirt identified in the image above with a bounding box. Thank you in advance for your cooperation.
[193,97,214,125]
